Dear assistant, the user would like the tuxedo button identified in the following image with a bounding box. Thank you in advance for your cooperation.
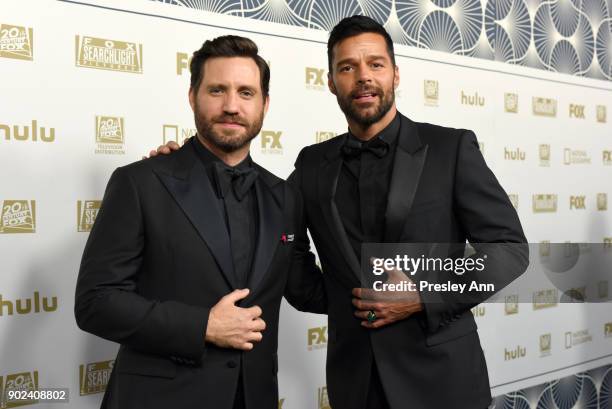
[227,360,237,368]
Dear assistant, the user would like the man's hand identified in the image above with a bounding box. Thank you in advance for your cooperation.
[352,262,423,329]
[142,139,183,159]
[205,289,266,350]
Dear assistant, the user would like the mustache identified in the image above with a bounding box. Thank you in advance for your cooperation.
[213,115,247,126]
[350,85,383,98]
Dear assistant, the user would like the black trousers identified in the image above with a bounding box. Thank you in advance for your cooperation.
[366,361,390,409]
[232,372,246,409]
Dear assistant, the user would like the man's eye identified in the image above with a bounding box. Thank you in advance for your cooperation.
[210,88,222,94]
[241,90,254,97]
[372,63,383,68]
[340,66,352,72]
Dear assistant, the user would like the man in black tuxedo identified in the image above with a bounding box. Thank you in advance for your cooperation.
[287,16,528,409]
[75,35,325,409]
[153,17,528,409]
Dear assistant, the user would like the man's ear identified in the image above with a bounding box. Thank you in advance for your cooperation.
[263,95,270,116]
[188,87,196,112]
[328,72,337,95]
[393,64,400,89]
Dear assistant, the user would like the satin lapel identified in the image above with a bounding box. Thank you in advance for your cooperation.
[317,145,361,282]
[384,115,429,242]
[154,143,236,288]
[248,177,283,294]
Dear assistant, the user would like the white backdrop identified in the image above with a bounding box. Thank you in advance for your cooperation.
[1,0,611,408]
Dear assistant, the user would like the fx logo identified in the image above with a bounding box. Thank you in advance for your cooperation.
[308,326,327,346]
[305,67,326,86]
[569,104,585,119]
[176,52,191,75]
[570,196,586,209]
[261,131,282,149]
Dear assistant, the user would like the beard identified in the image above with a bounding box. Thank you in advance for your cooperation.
[193,102,264,153]
[335,83,394,128]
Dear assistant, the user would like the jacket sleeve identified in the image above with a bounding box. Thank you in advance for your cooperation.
[74,166,210,362]
[420,130,529,332]
[284,149,328,314]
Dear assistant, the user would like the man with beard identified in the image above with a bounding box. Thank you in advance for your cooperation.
[75,35,325,409]
[152,17,527,409]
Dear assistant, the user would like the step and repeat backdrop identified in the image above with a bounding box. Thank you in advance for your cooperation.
[1,0,612,408]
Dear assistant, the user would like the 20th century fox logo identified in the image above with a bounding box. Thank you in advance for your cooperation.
[0,200,35,234]
[0,370,39,408]
[77,201,101,232]
[79,360,114,396]
[95,116,125,155]
[76,35,142,73]
[0,23,33,61]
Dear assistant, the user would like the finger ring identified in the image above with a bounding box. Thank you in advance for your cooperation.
[367,310,377,322]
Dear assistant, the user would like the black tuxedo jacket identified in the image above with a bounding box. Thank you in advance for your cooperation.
[289,114,528,409]
[75,138,325,409]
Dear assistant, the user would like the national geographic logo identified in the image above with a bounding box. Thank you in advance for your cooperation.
[0,200,35,234]
[564,148,591,165]
[597,105,607,123]
[532,194,557,213]
[504,295,518,315]
[0,24,33,61]
[504,346,526,361]
[569,195,586,210]
[564,329,592,348]
[260,130,282,154]
[95,116,125,155]
[508,194,518,209]
[603,150,612,166]
[79,360,114,396]
[315,131,336,143]
[461,91,484,107]
[305,67,326,91]
[317,386,331,409]
[504,147,525,161]
[1,120,55,142]
[504,93,518,113]
[569,104,586,119]
[0,370,38,408]
[605,322,612,338]
[533,289,558,310]
[176,52,191,75]
[162,124,196,144]
[532,97,557,117]
[0,292,58,317]
[278,398,285,409]
[471,305,485,317]
[539,334,551,357]
[539,144,550,167]
[307,326,327,351]
[597,193,608,211]
[605,237,612,248]
[424,80,439,107]
[478,142,484,154]
[76,35,143,73]
[77,201,101,232]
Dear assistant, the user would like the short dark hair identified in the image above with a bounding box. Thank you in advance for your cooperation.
[190,35,270,98]
[327,15,396,73]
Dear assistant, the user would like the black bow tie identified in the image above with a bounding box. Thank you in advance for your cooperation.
[213,162,259,201]
[341,137,389,159]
